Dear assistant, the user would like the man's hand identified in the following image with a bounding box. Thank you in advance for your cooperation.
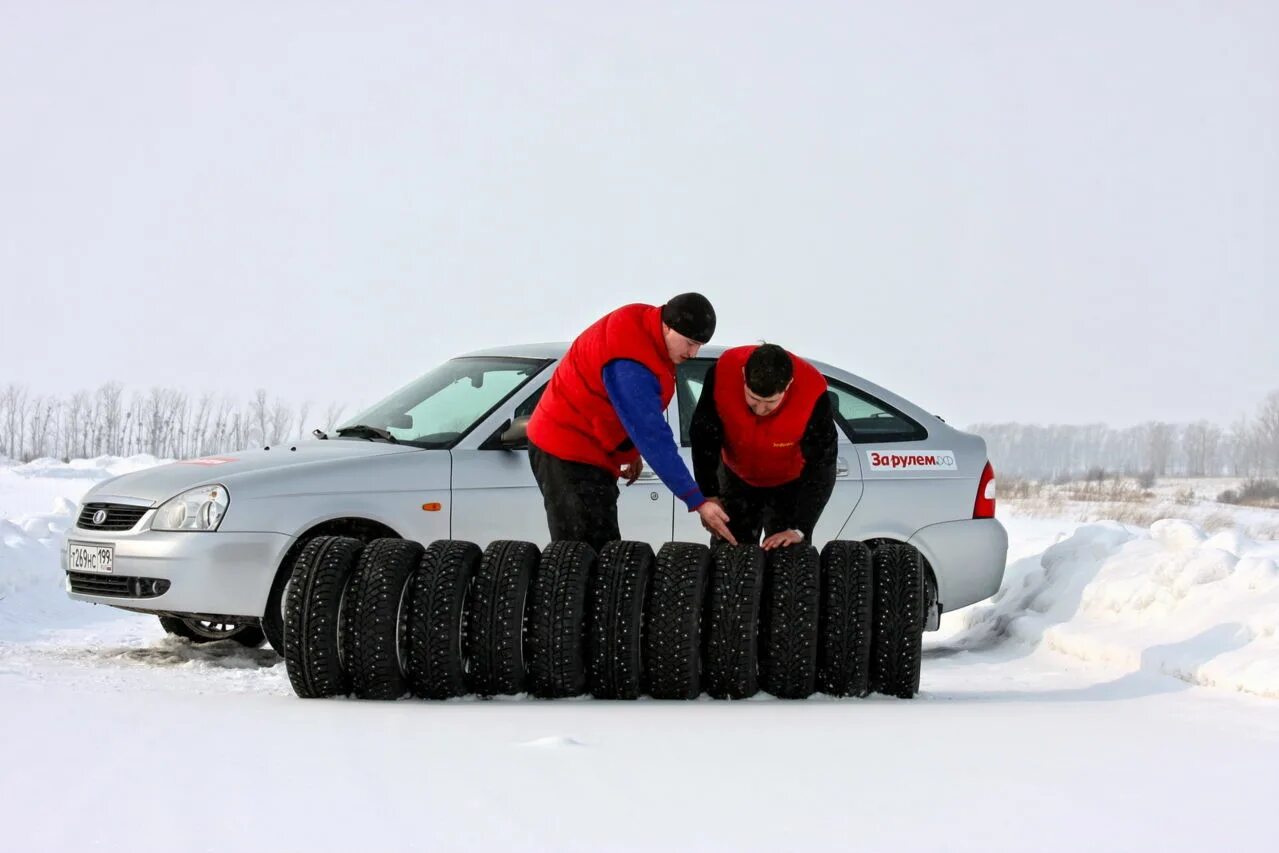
[762,529,804,550]
[697,499,737,546]
[620,459,643,485]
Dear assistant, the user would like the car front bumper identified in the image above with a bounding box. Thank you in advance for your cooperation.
[62,528,292,618]
[908,517,1008,613]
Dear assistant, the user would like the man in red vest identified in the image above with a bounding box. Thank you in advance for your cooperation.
[689,343,838,549]
[527,294,736,554]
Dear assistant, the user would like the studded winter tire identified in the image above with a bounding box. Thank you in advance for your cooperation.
[704,544,765,700]
[759,544,820,699]
[467,540,539,696]
[349,538,422,700]
[586,540,654,700]
[283,535,365,698]
[868,542,925,699]
[526,541,596,698]
[816,540,875,697]
[405,539,482,700]
[644,542,713,700]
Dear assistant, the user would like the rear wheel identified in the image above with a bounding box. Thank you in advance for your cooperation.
[645,542,712,700]
[283,536,365,698]
[467,540,540,696]
[527,541,596,698]
[704,544,765,700]
[586,541,653,700]
[158,616,265,648]
[350,539,423,700]
[816,540,875,697]
[868,542,925,699]
[759,544,820,699]
[405,539,482,699]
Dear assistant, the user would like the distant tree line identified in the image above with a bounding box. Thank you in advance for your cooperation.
[0,383,348,463]
[969,389,1279,480]
[5,380,1279,480]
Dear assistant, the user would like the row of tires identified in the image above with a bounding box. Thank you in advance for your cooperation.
[283,535,926,701]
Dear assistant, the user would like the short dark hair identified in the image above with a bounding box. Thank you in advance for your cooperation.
[744,344,793,397]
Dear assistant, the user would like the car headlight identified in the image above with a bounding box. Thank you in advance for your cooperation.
[152,485,230,532]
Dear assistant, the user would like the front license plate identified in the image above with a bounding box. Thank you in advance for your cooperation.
[68,542,115,574]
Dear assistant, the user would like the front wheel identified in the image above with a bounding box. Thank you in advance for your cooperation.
[158,615,265,648]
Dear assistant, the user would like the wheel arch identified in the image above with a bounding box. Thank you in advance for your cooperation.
[860,536,941,631]
[272,517,403,583]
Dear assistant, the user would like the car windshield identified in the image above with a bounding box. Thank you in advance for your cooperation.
[339,357,547,448]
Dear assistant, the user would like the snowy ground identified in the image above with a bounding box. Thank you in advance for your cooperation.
[2,458,1277,851]
[1001,475,1279,540]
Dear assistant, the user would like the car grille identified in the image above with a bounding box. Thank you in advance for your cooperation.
[67,572,170,599]
[77,502,150,532]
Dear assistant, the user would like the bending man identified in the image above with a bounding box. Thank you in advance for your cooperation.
[527,293,736,554]
[690,343,837,549]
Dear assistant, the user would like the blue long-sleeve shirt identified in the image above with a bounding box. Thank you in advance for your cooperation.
[602,359,705,511]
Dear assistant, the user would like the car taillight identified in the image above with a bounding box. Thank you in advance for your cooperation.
[974,461,996,518]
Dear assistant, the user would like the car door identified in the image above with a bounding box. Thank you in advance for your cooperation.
[449,363,675,549]
[669,357,865,546]
[824,377,966,536]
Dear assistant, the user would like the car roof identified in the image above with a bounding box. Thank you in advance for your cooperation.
[461,342,728,360]
[458,342,944,428]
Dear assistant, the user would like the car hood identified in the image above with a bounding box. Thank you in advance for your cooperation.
[84,440,421,505]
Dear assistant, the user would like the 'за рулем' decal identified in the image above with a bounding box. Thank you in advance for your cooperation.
[865,450,957,471]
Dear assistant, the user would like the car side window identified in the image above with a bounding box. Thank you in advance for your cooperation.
[676,359,715,446]
[514,384,545,419]
[477,375,549,451]
[826,379,927,443]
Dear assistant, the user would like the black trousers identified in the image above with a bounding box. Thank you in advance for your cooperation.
[717,464,835,546]
[528,443,620,556]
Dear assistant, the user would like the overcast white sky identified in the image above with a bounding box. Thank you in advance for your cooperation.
[2,1,1275,427]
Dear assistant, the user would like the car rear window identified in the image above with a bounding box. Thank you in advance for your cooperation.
[826,379,927,444]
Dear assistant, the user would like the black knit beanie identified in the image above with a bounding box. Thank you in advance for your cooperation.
[660,292,716,344]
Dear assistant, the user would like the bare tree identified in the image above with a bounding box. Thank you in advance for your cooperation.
[1183,420,1222,477]
[3,385,30,460]
[95,382,124,456]
[323,402,346,432]
[1141,421,1177,477]
[144,388,173,456]
[295,402,311,440]
[1256,390,1279,477]
[249,389,269,447]
[212,396,235,454]
[191,393,215,458]
[230,410,245,452]
[62,391,89,459]
[26,395,57,460]
[268,398,293,445]
[0,387,8,459]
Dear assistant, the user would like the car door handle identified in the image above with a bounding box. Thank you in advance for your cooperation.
[836,457,851,478]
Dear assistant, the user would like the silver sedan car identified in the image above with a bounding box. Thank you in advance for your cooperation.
[63,343,1007,648]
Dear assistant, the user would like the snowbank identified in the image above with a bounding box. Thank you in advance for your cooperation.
[0,499,84,638]
[0,455,167,638]
[11,454,163,480]
[954,519,1279,698]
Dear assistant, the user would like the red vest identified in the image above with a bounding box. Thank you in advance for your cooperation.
[713,345,828,487]
[528,304,675,472]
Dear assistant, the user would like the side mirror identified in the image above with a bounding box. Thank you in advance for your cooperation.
[498,416,530,449]
[481,416,531,451]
